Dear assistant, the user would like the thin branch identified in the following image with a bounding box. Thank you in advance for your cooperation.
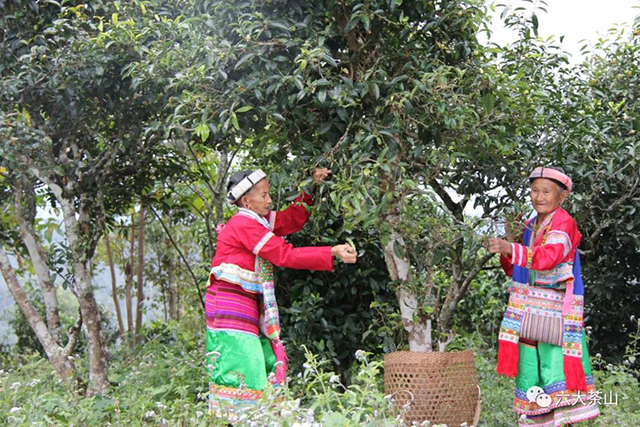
[459,253,494,298]
[480,265,503,271]
[62,309,83,356]
[186,140,219,198]
[318,120,353,165]
[185,182,216,218]
[586,175,639,252]
[104,232,125,338]
[149,205,205,314]
[428,177,464,221]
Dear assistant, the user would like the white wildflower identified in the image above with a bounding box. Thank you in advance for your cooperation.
[29,379,41,387]
[281,409,293,417]
[145,410,156,418]
[9,407,21,414]
[292,398,301,409]
[596,353,602,358]
[10,382,21,390]
[329,374,340,384]
[355,349,367,362]
[303,408,316,423]
[155,401,167,410]
[195,411,203,418]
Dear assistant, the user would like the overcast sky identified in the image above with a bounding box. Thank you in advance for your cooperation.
[485,0,640,63]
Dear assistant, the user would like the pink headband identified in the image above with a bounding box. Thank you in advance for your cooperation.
[528,167,572,192]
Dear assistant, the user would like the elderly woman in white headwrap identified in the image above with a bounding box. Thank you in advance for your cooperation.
[206,167,356,416]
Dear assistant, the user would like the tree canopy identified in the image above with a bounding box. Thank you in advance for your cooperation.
[1,0,638,395]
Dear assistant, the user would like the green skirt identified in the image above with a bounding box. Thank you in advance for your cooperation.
[207,330,276,411]
[514,332,600,426]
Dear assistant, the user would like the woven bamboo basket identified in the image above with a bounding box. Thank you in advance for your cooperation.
[384,350,481,425]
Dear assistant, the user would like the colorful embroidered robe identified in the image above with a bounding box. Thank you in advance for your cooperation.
[206,192,333,409]
[496,207,600,426]
[498,207,587,390]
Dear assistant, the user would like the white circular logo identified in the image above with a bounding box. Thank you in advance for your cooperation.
[526,386,552,408]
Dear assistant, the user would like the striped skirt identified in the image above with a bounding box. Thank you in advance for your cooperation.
[205,279,277,414]
[514,332,600,426]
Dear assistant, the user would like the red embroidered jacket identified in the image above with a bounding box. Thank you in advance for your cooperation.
[211,192,333,283]
[500,207,581,286]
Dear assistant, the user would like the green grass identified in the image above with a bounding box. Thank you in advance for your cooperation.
[1,320,638,426]
[458,334,640,427]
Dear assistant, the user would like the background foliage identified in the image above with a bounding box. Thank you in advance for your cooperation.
[0,0,638,424]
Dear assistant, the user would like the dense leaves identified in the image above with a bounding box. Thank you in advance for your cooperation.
[558,29,640,365]
[0,0,638,394]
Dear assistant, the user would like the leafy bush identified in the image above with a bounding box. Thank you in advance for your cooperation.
[213,347,409,426]
[277,215,401,377]
[453,269,509,341]
[1,315,639,426]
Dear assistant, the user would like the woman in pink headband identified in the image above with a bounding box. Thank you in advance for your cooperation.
[488,167,600,426]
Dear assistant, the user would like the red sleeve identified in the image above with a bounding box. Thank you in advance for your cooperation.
[267,192,313,236]
[500,254,514,277]
[258,235,333,271]
[499,225,526,277]
[510,217,579,271]
[232,215,333,271]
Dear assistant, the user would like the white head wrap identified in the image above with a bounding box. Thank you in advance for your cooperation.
[226,170,267,203]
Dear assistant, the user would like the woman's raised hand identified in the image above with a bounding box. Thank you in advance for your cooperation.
[312,167,332,183]
[488,238,513,256]
[331,244,357,263]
